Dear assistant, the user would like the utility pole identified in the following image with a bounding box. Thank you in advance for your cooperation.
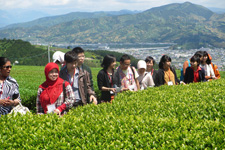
[48,44,50,63]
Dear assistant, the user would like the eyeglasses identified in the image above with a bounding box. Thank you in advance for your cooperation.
[122,63,130,67]
[2,65,12,69]
[78,55,85,58]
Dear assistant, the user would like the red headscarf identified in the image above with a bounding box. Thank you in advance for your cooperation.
[39,62,69,113]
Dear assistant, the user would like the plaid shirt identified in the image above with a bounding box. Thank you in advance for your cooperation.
[36,84,75,114]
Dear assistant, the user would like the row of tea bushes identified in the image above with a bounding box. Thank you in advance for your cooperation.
[1,79,224,149]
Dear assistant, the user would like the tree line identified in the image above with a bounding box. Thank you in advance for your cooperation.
[0,38,52,66]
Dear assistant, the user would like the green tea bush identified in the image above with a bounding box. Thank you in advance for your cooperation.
[1,78,225,149]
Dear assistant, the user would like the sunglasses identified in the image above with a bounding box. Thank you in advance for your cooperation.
[2,65,12,69]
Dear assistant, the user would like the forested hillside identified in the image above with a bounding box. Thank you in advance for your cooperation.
[0,39,51,65]
[1,10,140,29]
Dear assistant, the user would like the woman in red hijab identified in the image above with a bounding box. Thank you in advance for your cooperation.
[36,62,75,115]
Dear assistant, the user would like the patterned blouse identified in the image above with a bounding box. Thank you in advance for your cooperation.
[0,76,21,115]
[36,84,75,114]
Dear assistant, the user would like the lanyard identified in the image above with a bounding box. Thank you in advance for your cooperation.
[67,69,76,86]
[151,69,154,76]
[107,72,113,87]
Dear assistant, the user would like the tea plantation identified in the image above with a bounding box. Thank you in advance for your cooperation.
[0,66,225,149]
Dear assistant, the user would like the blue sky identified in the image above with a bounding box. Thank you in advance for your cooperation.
[0,0,225,15]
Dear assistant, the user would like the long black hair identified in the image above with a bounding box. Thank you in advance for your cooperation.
[203,51,211,65]
[101,55,116,70]
[194,51,203,58]
[0,57,10,68]
[159,55,171,69]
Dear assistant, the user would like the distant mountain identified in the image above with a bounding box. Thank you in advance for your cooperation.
[1,2,225,49]
[208,7,225,14]
[0,9,50,28]
[1,10,141,29]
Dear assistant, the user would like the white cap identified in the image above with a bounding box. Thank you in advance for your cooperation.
[137,60,146,70]
[52,51,65,63]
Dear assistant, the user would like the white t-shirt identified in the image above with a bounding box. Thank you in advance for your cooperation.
[137,72,155,90]
[200,64,215,78]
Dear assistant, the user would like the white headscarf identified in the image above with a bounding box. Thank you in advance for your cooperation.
[52,51,65,64]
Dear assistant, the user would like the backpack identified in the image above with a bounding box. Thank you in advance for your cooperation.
[211,63,221,79]
[180,60,191,81]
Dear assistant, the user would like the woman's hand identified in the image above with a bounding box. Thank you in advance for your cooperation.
[0,99,6,105]
[54,109,61,116]
[3,99,15,106]
[212,76,217,80]
[180,81,186,85]
[121,87,129,92]
[109,88,116,93]
[90,95,98,105]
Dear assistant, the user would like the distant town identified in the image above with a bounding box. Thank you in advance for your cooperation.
[32,42,225,71]
[109,46,225,71]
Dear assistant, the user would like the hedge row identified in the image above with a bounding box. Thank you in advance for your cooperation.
[1,78,225,149]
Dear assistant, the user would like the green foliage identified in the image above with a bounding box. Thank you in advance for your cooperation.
[10,66,46,112]
[1,74,225,149]
[220,71,225,78]
[83,51,103,68]
[0,39,52,66]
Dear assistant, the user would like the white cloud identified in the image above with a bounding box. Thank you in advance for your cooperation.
[0,0,32,9]
[37,0,71,6]
[0,0,72,9]
[0,0,225,12]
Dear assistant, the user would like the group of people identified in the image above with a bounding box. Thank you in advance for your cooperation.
[0,48,220,116]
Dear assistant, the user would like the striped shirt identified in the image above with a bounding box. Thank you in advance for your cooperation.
[36,84,75,114]
[0,76,21,115]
